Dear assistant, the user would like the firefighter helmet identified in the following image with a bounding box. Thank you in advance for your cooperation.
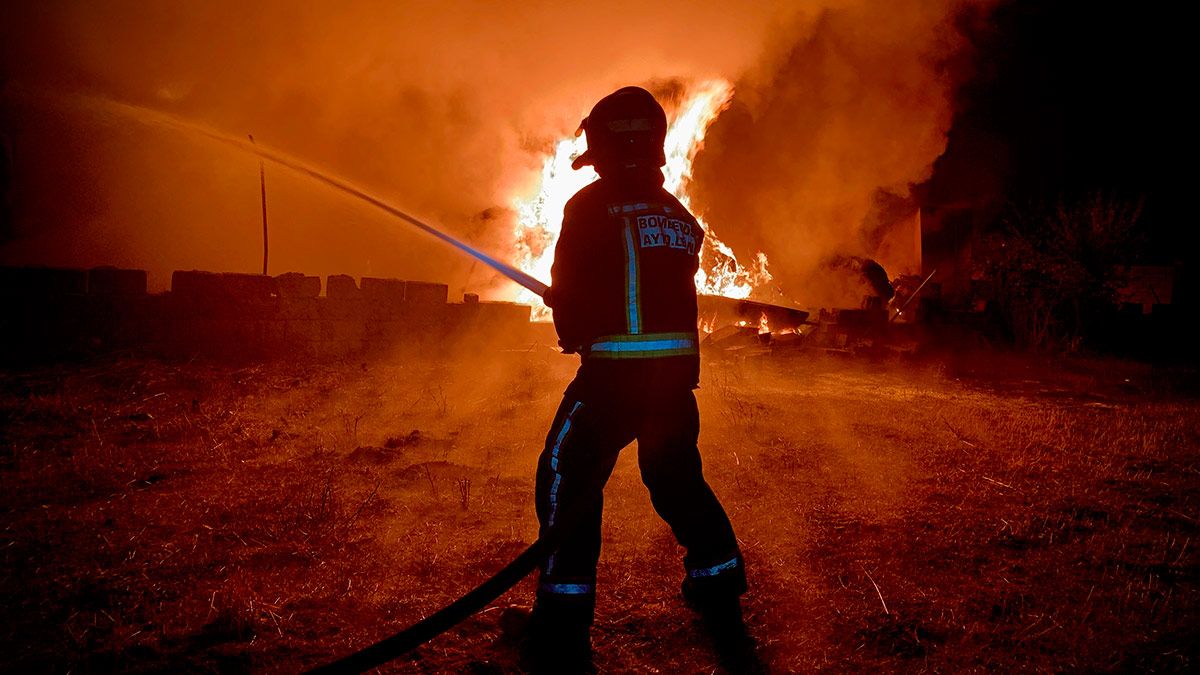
[571,86,667,171]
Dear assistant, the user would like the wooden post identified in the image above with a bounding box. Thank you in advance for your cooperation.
[248,134,268,276]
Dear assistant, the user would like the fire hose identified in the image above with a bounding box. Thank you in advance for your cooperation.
[307,530,561,674]
[310,489,602,673]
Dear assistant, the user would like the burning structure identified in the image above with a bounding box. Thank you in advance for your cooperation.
[507,78,929,352]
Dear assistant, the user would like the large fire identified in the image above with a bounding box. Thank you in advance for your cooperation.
[512,80,771,318]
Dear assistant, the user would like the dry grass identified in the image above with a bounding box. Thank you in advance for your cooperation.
[0,348,1196,672]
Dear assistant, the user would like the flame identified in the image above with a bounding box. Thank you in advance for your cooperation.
[512,80,771,318]
[731,315,770,335]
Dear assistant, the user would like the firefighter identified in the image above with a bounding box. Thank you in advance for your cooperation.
[522,86,749,672]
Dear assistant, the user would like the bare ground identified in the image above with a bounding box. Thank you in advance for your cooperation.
[1,345,1197,673]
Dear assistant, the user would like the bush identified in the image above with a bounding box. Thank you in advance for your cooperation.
[981,193,1142,351]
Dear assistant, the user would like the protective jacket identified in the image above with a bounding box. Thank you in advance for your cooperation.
[547,166,703,388]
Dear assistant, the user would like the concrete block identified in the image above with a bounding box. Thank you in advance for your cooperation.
[277,297,321,321]
[321,320,366,343]
[170,271,222,318]
[477,301,532,326]
[171,270,218,298]
[0,266,88,296]
[165,317,207,350]
[134,293,183,322]
[398,303,448,331]
[365,319,408,343]
[276,272,321,298]
[171,271,279,319]
[262,319,286,345]
[326,274,359,298]
[133,295,178,345]
[453,301,532,347]
[89,267,147,296]
[405,280,449,306]
[171,270,278,302]
[361,277,407,316]
[81,295,144,349]
[324,296,365,320]
[284,320,321,343]
[220,273,278,302]
[209,319,243,344]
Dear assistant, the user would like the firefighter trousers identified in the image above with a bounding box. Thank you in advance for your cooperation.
[533,367,743,624]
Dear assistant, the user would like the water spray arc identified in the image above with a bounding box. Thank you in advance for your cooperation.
[228,140,550,296]
[70,92,550,297]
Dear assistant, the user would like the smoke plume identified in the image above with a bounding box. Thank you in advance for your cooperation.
[1,1,977,301]
[693,0,975,307]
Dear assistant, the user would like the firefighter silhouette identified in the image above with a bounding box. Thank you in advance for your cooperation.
[522,87,751,672]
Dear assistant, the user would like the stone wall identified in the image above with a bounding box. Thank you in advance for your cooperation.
[0,266,533,362]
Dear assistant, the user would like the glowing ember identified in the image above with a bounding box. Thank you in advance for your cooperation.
[513,80,771,318]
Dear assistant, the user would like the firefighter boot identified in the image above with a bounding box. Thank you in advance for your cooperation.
[518,596,594,674]
[682,557,762,674]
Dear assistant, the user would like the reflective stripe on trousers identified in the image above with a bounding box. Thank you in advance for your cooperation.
[687,555,740,578]
[545,400,583,574]
[547,401,584,529]
[539,581,595,596]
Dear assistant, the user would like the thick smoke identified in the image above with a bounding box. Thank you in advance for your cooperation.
[1,1,976,302]
[0,1,779,291]
[692,0,975,307]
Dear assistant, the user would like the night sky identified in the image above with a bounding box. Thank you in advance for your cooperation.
[926,1,1186,268]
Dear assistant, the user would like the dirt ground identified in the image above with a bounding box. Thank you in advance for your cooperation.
[1,342,1197,673]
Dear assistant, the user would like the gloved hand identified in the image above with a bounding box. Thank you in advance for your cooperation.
[543,286,583,354]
